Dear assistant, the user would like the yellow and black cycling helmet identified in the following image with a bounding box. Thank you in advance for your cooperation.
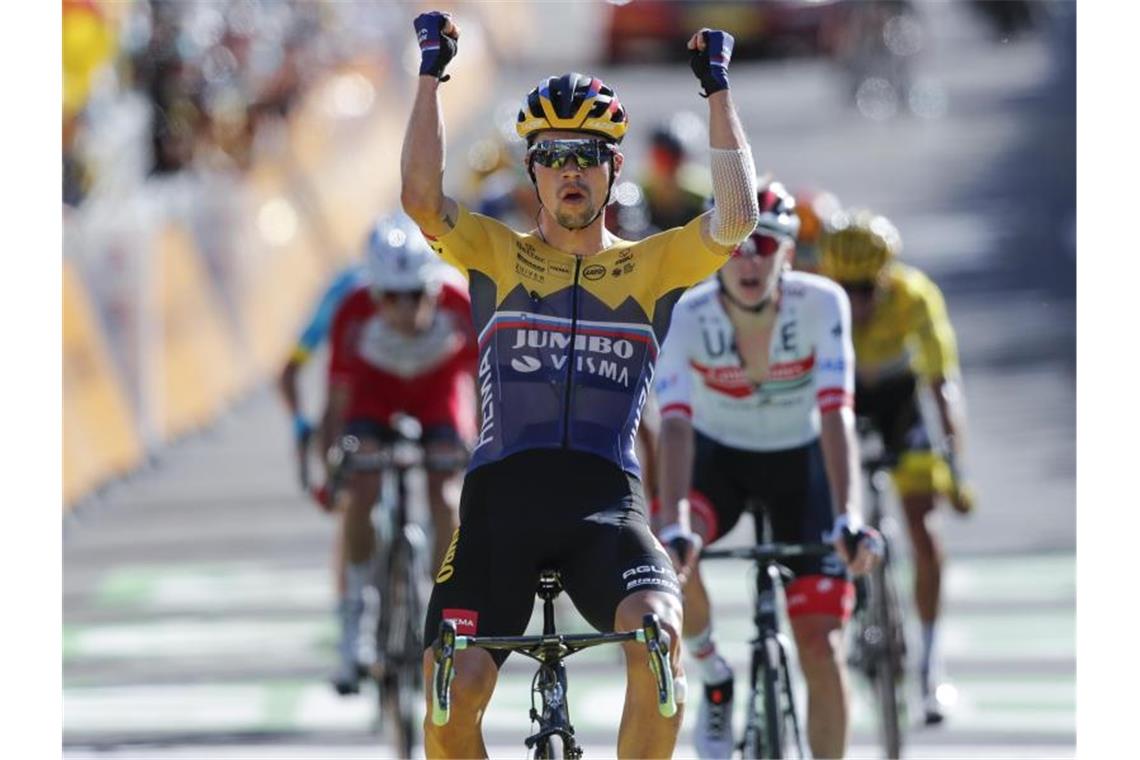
[819,209,902,283]
[517,73,629,144]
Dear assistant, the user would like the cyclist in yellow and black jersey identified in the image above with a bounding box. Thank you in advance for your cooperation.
[400,11,762,758]
[819,209,974,725]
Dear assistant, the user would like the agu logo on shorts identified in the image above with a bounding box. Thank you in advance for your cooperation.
[621,561,680,594]
[435,528,460,583]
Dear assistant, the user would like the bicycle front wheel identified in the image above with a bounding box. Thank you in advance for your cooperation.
[379,534,428,758]
[745,637,797,759]
[867,557,907,759]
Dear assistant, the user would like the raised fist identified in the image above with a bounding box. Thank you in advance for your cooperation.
[688,28,734,97]
[414,11,460,81]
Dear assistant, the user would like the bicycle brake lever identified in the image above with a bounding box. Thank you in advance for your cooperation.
[432,621,458,726]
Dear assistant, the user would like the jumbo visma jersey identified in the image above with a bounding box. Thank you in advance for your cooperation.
[424,204,729,478]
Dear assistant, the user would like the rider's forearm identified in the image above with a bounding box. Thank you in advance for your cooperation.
[707,90,748,151]
[704,90,758,246]
[319,387,350,479]
[400,77,447,223]
[278,360,301,416]
[931,376,966,462]
[657,416,696,529]
[820,407,862,522]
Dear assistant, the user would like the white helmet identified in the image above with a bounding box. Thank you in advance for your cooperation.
[365,214,441,293]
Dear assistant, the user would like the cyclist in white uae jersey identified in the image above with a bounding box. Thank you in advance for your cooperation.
[654,182,880,759]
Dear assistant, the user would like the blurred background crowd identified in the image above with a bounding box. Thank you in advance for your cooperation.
[63,0,1066,508]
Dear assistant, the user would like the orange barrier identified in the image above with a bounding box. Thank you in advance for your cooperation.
[64,27,499,510]
[63,259,143,509]
[146,224,247,441]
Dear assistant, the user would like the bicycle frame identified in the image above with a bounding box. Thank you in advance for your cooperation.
[702,543,833,759]
[431,571,676,759]
[335,430,435,758]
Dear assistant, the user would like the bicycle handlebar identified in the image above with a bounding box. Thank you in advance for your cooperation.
[701,542,836,562]
[430,613,677,727]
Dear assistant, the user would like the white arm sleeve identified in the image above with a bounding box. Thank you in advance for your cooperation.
[814,282,856,413]
[708,145,760,246]
[654,309,695,419]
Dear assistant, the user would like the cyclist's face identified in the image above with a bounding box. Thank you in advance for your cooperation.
[723,234,792,308]
[529,131,622,230]
[376,289,436,335]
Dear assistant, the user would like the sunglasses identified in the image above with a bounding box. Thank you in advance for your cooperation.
[528,139,617,170]
[378,289,428,305]
[840,281,877,297]
[732,233,787,259]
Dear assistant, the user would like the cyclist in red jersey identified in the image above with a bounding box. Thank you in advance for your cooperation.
[320,214,477,695]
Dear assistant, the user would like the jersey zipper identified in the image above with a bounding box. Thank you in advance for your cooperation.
[560,257,582,448]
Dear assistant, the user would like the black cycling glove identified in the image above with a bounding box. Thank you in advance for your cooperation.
[414,11,458,82]
[690,29,734,97]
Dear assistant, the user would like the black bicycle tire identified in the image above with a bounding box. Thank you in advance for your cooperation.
[378,535,426,758]
[742,644,762,759]
[762,643,786,759]
[872,561,905,759]
[400,538,427,757]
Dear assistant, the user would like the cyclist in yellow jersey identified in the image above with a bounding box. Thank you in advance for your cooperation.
[401,11,760,759]
[819,209,975,725]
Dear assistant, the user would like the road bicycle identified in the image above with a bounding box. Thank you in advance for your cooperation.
[326,415,463,758]
[430,569,677,759]
[701,541,839,759]
[848,426,910,758]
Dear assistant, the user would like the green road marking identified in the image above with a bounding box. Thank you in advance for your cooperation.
[94,562,330,612]
[97,571,153,606]
[63,671,1075,738]
[64,617,337,662]
[261,681,306,730]
[64,552,1077,739]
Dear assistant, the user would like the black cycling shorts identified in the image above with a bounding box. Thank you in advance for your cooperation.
[690,433,847,584]
[854,372,932,463]
[423,449,679,666]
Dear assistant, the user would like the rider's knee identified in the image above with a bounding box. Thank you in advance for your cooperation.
[451,651,497,707]
[794,617,843,671]
[616,590,682,632]
[421,648,496,719]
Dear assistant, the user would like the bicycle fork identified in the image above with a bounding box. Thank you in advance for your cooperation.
[743,564,809,759]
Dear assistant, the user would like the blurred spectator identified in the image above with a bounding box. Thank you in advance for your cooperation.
[465,131,542,231]
[831,0,925,120]
[63,0,117,206]
[605,181,658,241]
[969,0,1039,40]
[639,120,711,231]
